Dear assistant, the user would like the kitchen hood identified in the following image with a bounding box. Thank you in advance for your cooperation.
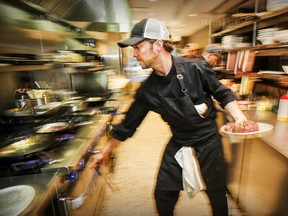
[0,0,76,54]
[23,0,132,32]
[0,0,132,55]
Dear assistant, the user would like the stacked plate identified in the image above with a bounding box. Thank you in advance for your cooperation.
[274,29,288,43]
[257,28,279,45]
[266,0,288,11]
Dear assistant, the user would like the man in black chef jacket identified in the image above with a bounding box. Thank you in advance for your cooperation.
[191,43,223,69]
[89,18,248,216]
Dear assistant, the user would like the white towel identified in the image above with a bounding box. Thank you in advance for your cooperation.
[195,103,208,118]
[174,147,204,198]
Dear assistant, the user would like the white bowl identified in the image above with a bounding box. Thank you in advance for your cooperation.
[282,66,288,74]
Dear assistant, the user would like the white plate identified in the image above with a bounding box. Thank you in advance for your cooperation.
[220,122,273,137]
[257,71,286,75]
[0,185,35,216]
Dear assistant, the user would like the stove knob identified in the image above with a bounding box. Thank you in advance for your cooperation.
[87,146,92,154]
[68,170,77,182]
[92,137,99,147]
[78,159,85,170]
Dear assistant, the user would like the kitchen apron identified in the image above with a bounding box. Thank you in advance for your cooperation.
[155,64,227,191]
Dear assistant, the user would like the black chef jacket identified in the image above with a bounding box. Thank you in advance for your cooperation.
[111,56,235,146]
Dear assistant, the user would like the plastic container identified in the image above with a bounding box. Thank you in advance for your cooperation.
[277,92,288,121]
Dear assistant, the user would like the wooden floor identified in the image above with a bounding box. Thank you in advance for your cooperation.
[96,112,244,216]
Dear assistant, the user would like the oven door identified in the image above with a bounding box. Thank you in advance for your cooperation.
[53,123,110,216]
[55,166,106,216]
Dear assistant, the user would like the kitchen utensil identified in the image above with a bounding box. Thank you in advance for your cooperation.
[63,100,87,112]
[15,99,26,108]
[33,102,62,115]
[27,89,51,99]
[0,134,55,159]
[35,122,70,134]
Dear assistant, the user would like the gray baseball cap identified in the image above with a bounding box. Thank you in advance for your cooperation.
[117,18,170,48]
[204,43,223,56]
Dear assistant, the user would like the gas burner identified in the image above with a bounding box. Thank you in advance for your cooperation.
[55,134,76,142]
[0,154,44,177]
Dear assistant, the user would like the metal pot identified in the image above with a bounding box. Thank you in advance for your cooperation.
[15,99,26,108]
[68,102,87,112]
[63,99,87,112]
[36,96,57,106]
[15,99,37,109]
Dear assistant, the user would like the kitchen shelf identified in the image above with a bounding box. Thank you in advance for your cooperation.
[221,42,288,55]
[0,61,111,73]
[63,62,96,68]
[212,20,255,37]
[0,63,54,72]
[211,7,288,38]
[254,44,288,56]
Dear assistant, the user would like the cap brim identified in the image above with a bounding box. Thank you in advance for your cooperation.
[117,37,145,48]
[213,53,223,58]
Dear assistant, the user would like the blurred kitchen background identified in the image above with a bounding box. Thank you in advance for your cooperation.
[0,0,288,114]
[0,1,288,216]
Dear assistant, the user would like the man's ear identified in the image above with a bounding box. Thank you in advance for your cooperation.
[207,53,214,60]
[154,40,164,51]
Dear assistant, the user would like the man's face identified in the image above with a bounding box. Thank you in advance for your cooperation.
[209,53,222,67]
[186,48,199,58]
[132,40,158,69]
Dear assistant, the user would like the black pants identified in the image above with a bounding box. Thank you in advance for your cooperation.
[154,190,180,216]
[154,189,228,216]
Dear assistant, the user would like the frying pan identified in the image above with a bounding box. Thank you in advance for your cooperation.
[0,134,55,159]
[34,122,71,134]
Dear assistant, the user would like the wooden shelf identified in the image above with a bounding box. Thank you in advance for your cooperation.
[212,20,255,37]
[211,7,288,38]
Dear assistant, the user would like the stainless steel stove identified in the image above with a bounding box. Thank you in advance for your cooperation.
[0,102,114,215]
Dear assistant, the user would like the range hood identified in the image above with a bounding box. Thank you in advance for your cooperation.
[23,0,132,32]
[0,0,131,55]
[0,0,76,54]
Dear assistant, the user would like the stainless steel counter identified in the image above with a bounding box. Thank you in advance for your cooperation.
[0,114,111,215]
[220,109,288,216]
[241,110,288,158]
[0,172,61,216]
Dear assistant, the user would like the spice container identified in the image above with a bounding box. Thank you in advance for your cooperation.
[277,92,288,121]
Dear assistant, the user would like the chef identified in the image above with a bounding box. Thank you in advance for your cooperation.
[89,18,248,216]
[192,43,223,68]
[184,42,202,59]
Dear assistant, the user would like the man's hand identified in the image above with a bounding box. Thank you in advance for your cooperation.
[88,137,121,170]
[88,151,105,170]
